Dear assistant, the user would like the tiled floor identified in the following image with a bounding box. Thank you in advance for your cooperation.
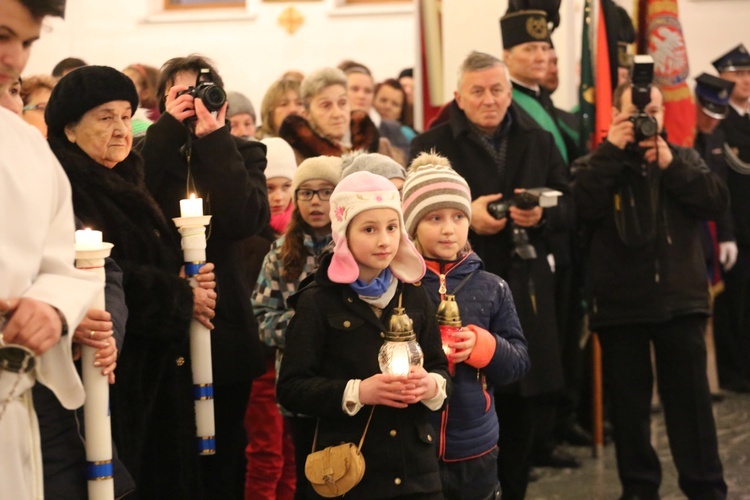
[526,391,750,499]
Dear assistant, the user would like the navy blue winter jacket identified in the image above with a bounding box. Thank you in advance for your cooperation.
[422,252,530,461]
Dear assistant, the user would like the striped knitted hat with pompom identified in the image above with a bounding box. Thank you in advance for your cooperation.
[401,152,472,238]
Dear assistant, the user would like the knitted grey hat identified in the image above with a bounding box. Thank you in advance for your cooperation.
[226,90,256,120]
[341,152,406,181]
[292,155,342,201]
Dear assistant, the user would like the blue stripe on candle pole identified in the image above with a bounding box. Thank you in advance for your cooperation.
[86,460,114,481]
[197,436,216,454]
[193,384,214,400]
[184,262,206,277]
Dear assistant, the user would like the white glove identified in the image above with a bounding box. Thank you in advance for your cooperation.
[719,241,738,272]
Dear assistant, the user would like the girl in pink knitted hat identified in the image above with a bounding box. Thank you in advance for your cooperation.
[277,170,450,499]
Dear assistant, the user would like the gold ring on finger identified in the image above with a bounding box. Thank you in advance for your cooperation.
[90,330,96,339]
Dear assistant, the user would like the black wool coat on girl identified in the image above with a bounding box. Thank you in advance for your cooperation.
[277,254,450,499]
[49,136,201,500]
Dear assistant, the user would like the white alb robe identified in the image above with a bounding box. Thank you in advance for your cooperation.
[0,107,100,499]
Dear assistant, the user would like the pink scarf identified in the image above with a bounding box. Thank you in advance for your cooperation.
[270,202,293,234]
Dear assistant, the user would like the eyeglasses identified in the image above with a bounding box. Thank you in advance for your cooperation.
[22,103,47,112]
[296,188,334,201]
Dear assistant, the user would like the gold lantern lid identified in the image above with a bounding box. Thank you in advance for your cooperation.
[384,307,416,342]
[437,294,461,326]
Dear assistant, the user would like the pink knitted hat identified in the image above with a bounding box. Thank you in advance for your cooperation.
[328,171,425,284]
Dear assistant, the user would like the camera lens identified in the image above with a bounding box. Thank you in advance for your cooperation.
[487,202,509,220]
[638,118,658,138]
[199,85,227,112]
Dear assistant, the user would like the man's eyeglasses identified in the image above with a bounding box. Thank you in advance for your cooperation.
[22,103,47,113]
[296,188,334,201]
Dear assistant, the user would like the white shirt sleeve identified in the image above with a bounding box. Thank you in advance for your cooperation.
[342,379,363,416]
[342,372,447,415]
[421,373,448,411]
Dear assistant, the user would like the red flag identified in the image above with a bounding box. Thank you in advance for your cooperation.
[594,0,613,148]
[638,0,696,147]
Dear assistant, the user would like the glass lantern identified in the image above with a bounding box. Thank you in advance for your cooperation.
[436,294,461,376]
[378,307,423,376]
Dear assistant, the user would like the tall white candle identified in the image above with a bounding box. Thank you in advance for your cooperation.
[180,194,204,218]
[173,212,215,455]
[75,240,114,500]
[75,228,103,251]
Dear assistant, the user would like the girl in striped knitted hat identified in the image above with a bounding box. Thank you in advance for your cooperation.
[402,152,530,500]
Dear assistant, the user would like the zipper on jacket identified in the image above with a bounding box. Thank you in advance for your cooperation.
[662,206,673,245]
[439,405,449,460]
[654,259,660,283]
[480,372,491,413]
[439,273,447,295]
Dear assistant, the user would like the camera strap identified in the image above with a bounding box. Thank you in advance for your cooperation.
[613,161,660,247]
[183,129,212,241]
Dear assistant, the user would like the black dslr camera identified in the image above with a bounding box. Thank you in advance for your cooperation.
[487,188,562,220]
[628,55,658,146]
[487,188,562,260]
[176,68,227,113]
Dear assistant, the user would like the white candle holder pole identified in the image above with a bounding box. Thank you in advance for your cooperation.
[75,242,115,500]
[173,214,216,456]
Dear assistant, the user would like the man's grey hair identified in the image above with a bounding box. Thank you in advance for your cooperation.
[457,51,511,89]
[300,67,348,110]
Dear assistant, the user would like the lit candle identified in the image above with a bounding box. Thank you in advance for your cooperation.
[75,228,103,251]
[172,209,215,455]
[389,348,411,377]
[180,194,204,218]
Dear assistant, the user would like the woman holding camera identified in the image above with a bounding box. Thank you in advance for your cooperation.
[138,54,270,500]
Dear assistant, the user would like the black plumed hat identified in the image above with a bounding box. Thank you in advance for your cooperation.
[45,65,139,138]
[501,0,560,49]
[500,10,551,49]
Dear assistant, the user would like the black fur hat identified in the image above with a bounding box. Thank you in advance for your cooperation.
[45,65,139,138]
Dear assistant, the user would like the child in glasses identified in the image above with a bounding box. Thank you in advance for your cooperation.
[251,155,342,496]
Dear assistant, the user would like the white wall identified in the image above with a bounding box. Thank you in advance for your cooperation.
[441,0,581,109]
[25,0,416,111]
[24,0,750,116]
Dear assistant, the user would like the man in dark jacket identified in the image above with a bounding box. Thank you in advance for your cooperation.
[410,50,573,500]
[139,55,269,500]
[572,81,728,500]
[502,7,588,457]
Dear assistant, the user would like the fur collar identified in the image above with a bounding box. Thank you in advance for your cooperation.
[48,135,180,269]
[279,110,379,160]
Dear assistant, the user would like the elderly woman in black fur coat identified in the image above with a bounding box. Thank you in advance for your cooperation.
[45,66,217,500]
[280,66,379,164]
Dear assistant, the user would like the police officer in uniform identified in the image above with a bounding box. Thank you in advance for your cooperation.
[712,45,750,392]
